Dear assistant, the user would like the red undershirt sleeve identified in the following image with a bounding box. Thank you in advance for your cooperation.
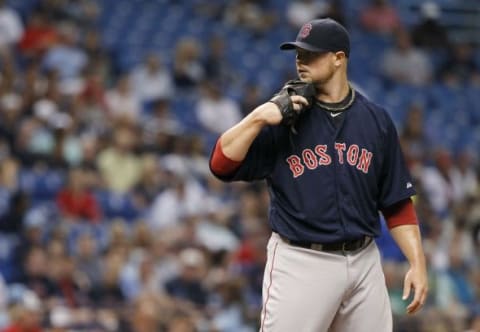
[209,138,243,176]
[381,198,418,229]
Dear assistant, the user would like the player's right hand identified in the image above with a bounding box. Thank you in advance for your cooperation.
[268,80,316,127]
[257,96,310,126]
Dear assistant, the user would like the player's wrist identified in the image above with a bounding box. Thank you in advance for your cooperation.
[408,255,427,271]
[252,103,281,125]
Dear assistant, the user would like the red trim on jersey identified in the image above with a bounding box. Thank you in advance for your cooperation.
[381,198,418,229]
[210,139,242,176]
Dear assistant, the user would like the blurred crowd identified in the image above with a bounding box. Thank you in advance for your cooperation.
[0,0,479,331]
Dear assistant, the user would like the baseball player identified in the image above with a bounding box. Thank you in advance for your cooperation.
[209,18,428,332]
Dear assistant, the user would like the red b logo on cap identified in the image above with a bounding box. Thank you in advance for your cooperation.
[299,23,312,39]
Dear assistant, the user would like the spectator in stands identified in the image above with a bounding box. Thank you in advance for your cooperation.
[165,248,209,308]
[166,314,197,332]
[97,125,143,193]
[17,246,57,301]
[195,81,242,135]
[107,219,130,251]
[130,54,174,105]
[184,136,210,178]
[455,150,478,201]
[42,22,88,84]
[3,290,43,332]
[438,43,480,86]
[64,0,100,28]
[21,62,49,112]
[211,278,251,331]
[149,236,181,289]
[48,255,88,308]
[73,232,102,287]
[380,28,432,86]
[240,84,265,117]
[120,251,163,302]
[50,112,82,166]
[0,157,19,192]
[320,0,347,27]
[88,247,125,308]
[28,99,58,158]
[286,0,329,30]
[0,190,29,234]
[420,148,464,217]
[105,74,142,123]
[131,223,152,249]
[435,236,476,312]
[19,9,58,59]
[148,172,205,231]
[0,0,24,51]
[75,72,108,140]
[400,104,432,169]
[173,38,205,89]
[411,1,449,50]
[56,166,101,222]
[132,154,166,209]
[223,0,276,37]
[0,93,23,152]
[203,35,236,88]
[360,0,401,35]
[82,29,110,78]
[141,99,183,152]
[286,0,347,31]
[129,293,164,332]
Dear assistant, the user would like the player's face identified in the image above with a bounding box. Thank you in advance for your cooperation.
[295,49,337,84]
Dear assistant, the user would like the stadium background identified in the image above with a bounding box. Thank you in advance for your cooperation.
[0,0,479,331]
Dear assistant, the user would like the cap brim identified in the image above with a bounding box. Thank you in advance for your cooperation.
[280,41,326,52]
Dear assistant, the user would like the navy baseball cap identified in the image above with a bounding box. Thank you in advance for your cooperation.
[280,18,350,57]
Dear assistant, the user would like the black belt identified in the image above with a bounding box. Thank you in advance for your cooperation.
[282,235,372,254]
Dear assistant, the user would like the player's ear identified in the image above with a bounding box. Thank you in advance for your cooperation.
[333,51,346,67]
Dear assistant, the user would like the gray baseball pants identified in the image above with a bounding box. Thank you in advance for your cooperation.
[260,232,392,332]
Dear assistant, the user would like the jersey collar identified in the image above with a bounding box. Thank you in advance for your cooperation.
[315,84,355,113]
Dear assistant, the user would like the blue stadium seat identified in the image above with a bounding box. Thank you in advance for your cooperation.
[19,169,65,203]
[95,191,141,222]
[0,233,21,282]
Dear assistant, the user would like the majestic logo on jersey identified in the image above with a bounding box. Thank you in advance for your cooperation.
[286,142,373,178]
[299,23,312,39]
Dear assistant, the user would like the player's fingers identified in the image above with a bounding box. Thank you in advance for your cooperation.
[419,287,428,307]
[406,288,421,314]
[408,286,428,314]
[291,95,309,106]
[402,277,412,300]
[407,282,428,314]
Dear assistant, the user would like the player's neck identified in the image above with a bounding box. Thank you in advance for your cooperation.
[315,73,350,104]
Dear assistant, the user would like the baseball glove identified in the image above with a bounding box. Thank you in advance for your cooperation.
[269,80,316,126]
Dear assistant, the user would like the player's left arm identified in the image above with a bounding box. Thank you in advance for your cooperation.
[383,199,428,315]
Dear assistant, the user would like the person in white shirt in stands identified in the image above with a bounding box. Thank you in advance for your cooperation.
[0,0,23,51]
[105,74,141,122]
[381,29,432,86]
[286,0,328,29]
[130,53,174,104]
[195,81,242,135]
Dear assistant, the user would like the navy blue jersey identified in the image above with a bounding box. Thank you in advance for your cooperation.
[211,91,416,243]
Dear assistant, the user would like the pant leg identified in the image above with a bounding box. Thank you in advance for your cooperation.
[260,233,349,332]
[329,241,393,332]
